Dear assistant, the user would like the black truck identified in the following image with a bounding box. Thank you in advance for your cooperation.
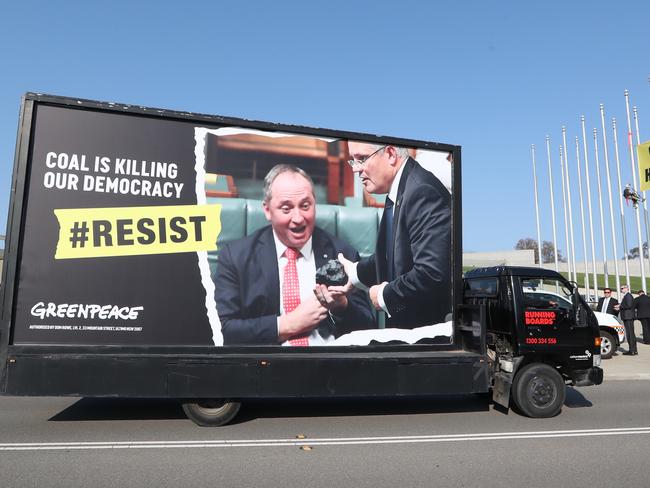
[463,266,602,418]
[0,94,602,426]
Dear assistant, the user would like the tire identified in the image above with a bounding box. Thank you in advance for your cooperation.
[182,399,241,427]
[599,330,616,360]
[511,363,565,418]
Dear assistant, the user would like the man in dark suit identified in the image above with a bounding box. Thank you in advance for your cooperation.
[337,142,451,328]
[617,285,638,355]
[634,290,650,345]
[214,164,375,346]
[597,288,618,315]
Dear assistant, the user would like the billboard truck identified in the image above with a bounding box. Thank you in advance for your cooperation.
[0,94,603,426]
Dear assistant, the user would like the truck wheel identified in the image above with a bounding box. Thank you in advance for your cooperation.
[182,399,241,427]
[512,363,565,418]
[599,331,616,360]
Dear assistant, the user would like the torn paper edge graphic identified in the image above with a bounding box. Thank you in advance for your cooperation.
[331,322,453,346]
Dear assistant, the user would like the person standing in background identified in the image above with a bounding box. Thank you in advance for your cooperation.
[597,288,618,315]
[617,285,638,355]
[634,290,650,345]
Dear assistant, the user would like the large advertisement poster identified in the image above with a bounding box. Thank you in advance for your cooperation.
[12,103,453,347]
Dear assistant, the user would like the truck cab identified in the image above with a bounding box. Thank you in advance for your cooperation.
[464,266,603,417]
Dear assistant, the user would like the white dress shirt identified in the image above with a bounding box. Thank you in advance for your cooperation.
[348,158,408,317]
[272,231,334,345]
[600,297,610,313]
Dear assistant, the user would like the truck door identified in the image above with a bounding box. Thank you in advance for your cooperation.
[517,276,587,351]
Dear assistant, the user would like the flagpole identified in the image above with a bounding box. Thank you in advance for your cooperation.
[575,136,591,297]
[582,116,599,291]
[624,89,647,291]
[546,135,560,271]
[612,117,631,285]
[531,144,543,267]
[562,127,577,283]
[593,127,609,287]
[599,104,621,294]
[559,144,571,278]
[633,105,650,285]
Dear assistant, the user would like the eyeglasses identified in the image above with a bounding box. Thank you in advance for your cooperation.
[604,291,611,294]
[347,146,386,169]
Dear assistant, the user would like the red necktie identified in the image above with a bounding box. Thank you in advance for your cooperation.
[283,247,309,346]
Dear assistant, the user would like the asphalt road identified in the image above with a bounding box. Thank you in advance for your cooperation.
[1,380,649,488]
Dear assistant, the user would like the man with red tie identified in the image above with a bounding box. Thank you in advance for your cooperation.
[214,164,375,346]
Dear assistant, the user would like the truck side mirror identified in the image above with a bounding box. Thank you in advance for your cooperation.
[572,284,588,327]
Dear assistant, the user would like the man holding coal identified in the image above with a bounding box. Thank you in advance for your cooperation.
[214,164,375,345]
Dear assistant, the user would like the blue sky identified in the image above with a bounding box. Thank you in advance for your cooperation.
[1,1,649,257]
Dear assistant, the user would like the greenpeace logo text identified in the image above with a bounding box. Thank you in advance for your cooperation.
[31,302,144,321]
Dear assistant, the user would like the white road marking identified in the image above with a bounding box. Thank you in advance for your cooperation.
[1,427,650,451]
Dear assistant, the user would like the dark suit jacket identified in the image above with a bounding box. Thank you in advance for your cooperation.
[634,294,650,319]
[597,296,619,315]
[357,158,451,328]
[215,226,376,345]
[619,292,635,320]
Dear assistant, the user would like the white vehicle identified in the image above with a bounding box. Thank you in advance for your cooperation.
[523,289,625,359]
[593,311,626,360]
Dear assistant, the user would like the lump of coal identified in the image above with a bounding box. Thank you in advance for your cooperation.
[315,259,348,286]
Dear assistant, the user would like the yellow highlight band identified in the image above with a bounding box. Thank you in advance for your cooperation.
[54,204,221,259]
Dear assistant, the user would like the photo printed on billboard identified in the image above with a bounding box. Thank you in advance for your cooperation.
[12,103,453,347]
